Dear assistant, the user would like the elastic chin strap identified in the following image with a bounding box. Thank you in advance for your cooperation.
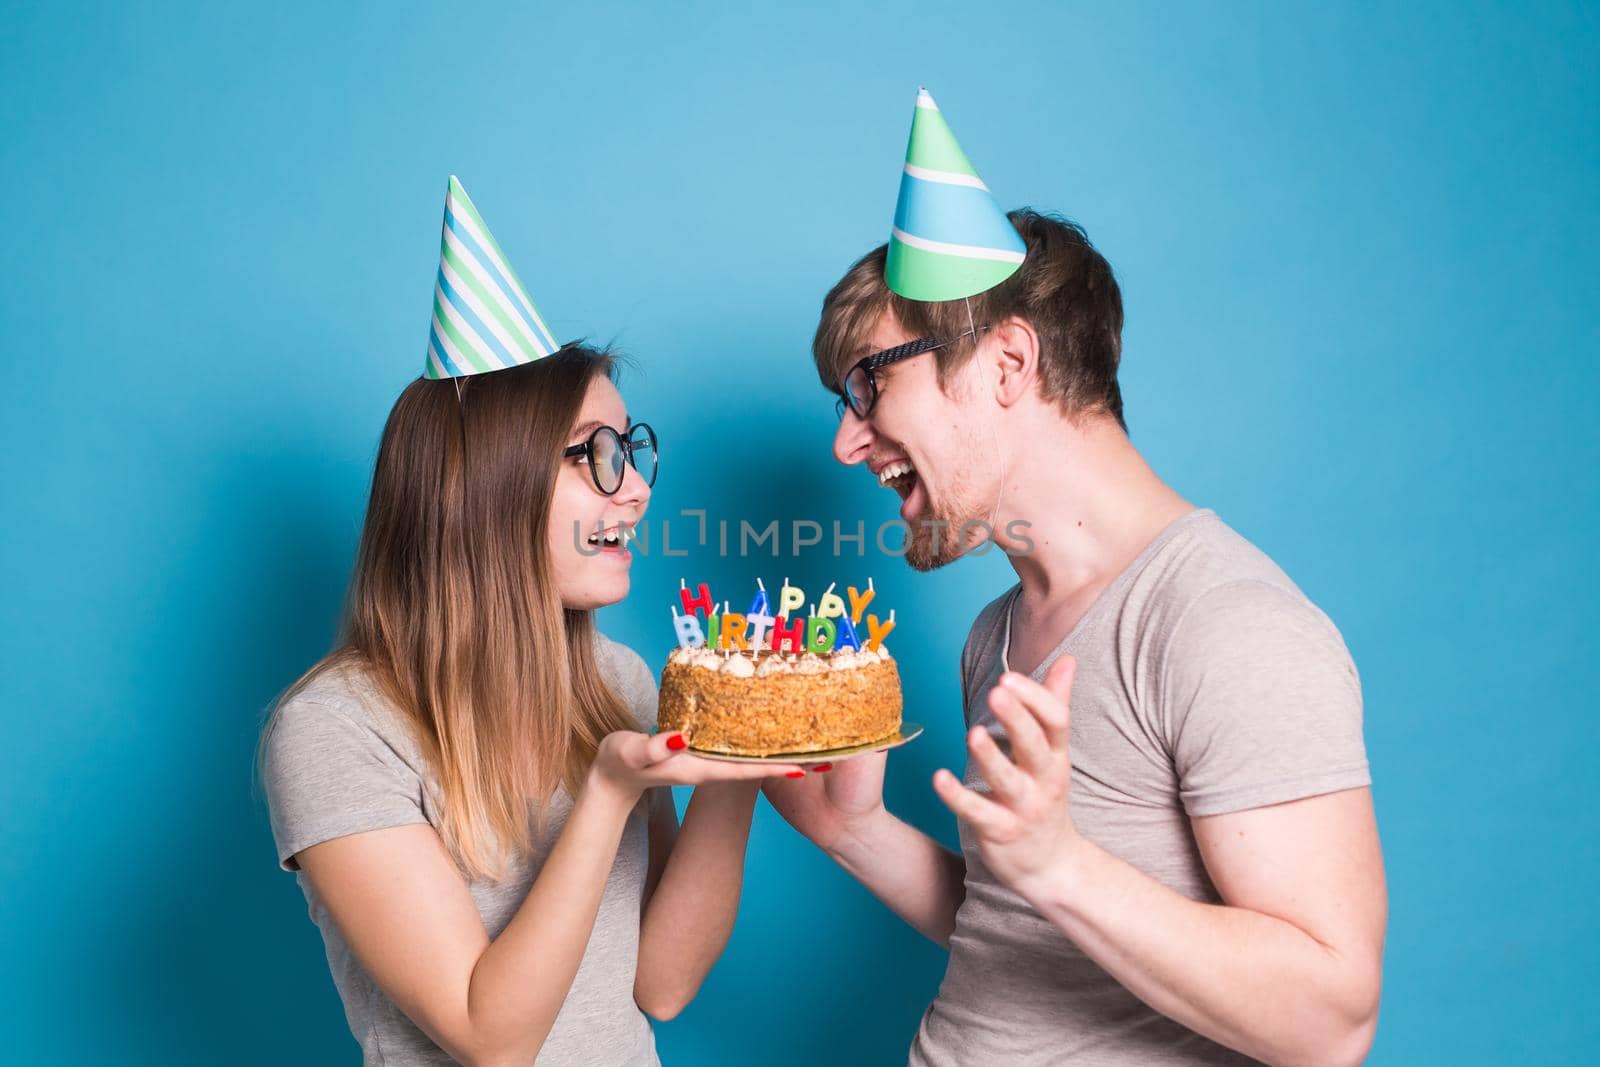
[965,296,1006,538]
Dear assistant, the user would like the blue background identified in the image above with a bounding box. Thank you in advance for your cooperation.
[2,2,1595,1063]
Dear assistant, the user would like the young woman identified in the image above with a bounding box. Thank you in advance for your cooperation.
[261,347,806,1066]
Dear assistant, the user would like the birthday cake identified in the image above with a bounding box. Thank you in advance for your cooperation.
[657,579,903,756]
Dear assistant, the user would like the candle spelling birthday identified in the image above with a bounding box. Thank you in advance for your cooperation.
[671,576,894,654]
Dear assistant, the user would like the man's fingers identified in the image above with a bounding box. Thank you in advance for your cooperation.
[999,665,1073,754]
[932,768,1017,839]
[1043,653,1078,704]
[988,683,1053,774]
[967,725,1029,804]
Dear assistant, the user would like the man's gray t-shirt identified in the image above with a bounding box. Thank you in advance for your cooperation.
[910,509,1371,1066]
[262,635,660,1066]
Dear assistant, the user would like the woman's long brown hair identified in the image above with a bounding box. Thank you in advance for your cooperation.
[263,346,638,880]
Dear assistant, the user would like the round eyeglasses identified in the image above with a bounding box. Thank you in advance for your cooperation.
[563,422,658,495]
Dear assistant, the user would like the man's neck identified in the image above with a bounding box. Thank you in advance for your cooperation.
[995,413,1192,613]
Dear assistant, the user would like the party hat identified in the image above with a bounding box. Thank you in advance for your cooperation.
[423,176,561,379]
[885,88,1026,302]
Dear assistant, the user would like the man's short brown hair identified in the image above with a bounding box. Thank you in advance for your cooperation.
[813,209,1126,430]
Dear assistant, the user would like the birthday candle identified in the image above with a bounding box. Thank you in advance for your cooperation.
[777,577,805,619]
[747,609,774,648]
[672,606,707,649]
[770,613,805,653]
[748,577,770,617]
[679,578,714,616]
[833,611,862,651]
[865,608,895,652]
[719,599,749,650]
[806,615,838,654]
[847,578,875,624]
[817,582,847,619]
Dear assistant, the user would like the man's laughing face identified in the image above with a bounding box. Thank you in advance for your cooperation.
[831,309,999,571]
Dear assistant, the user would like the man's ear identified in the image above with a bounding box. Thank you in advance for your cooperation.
[990,316,1040,408]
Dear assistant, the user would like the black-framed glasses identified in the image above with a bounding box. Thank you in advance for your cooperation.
[563,422,658,495]
[833,325,989,419]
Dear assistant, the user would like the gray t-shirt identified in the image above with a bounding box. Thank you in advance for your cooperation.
[910,508,1371,1066]
[262,635,661,1067]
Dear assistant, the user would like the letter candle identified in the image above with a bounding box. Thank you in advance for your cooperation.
[720,601,749,650]
[671,605,707,649]
[777,577,806,620]
[834,611,862,651]
[817,583,847,620]
[679,578,714,616]
[770,612,805,653]
[748,577,770,617]
[747,608,774,648]
[670,577,887,654]
[847,578,875,624]
[806,615,838,654]
[865,608,896,652]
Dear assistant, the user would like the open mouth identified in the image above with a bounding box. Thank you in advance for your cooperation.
[877,459,918,501]
[585,524,634,553]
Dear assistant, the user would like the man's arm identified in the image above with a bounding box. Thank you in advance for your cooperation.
[1028,790,1384,1067]
[763,753,967,945]
[935,659,1386,1067]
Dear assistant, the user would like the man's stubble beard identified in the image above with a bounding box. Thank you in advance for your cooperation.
[903,472,992,573]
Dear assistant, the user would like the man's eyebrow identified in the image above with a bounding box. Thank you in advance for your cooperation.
[831,341,876,386]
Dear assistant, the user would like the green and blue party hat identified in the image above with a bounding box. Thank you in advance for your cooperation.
[885,88,1026,302]
[423,176,561,379]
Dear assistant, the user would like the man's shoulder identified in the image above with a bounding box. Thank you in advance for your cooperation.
[1130,510,1311,620]
[1125,511,1349,673]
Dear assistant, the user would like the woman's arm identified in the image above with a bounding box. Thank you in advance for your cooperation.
[634,781,764,1019]
[298,764,637,1067]
[296,732,801,1067]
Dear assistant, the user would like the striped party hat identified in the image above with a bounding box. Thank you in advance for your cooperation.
[885,88,1027,302]
[423,176,562,379]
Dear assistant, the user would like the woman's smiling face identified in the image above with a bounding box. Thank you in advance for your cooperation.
[547,375,651,611]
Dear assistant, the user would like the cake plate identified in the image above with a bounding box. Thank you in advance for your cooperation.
[685,722,924,765]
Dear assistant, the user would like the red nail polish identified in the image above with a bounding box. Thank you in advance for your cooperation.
[813,763,833,773]
[666,734,687,751]
[785,770,805,778]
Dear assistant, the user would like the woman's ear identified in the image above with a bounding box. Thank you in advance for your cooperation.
[991,316,1041,408]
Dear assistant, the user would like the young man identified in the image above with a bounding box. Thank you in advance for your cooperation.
[764,90,1386,1066]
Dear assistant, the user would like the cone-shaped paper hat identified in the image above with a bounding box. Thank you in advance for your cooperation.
[423,176,561,379]
[885,89,1026,302]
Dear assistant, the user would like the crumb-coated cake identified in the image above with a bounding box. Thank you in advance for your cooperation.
[657,646,902,756]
